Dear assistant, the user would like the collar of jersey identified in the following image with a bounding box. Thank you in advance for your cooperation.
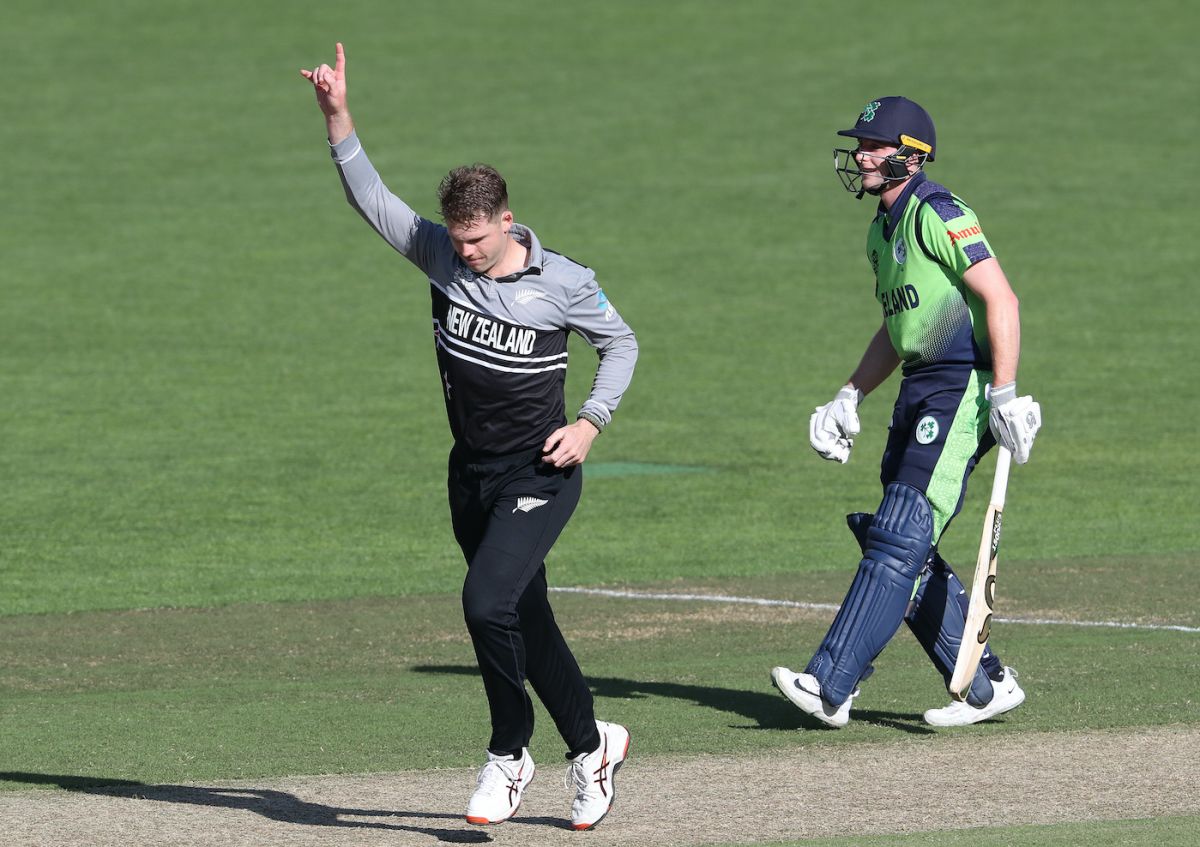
[877,171,927,242]
[491,222,545,282]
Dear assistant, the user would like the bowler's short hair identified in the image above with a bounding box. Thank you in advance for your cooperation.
[437,164,508,225]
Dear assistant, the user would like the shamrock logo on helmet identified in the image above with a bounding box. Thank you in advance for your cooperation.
[860,101,881,122]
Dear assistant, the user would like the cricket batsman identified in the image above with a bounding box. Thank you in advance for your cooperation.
[771,97,1042,727]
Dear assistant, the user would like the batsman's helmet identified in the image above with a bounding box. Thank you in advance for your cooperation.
[834,96,936,197]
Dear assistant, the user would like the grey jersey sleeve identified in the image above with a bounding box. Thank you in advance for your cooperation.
[565,271,638,428]
[329,131,443,273]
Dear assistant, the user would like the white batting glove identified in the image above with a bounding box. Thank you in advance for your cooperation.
[809,385,864,464]
[987,382,1042,465]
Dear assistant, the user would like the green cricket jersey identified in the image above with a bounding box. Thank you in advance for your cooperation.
[867,173,996,370]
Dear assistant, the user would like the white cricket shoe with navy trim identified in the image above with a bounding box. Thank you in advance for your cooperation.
[569,720,630,830]
[465,748,534,825]
[771,666,856,728]
[924,666,1025,727]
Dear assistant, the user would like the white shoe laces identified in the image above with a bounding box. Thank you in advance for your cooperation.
[566,758,590,793]
[478,758,519,791]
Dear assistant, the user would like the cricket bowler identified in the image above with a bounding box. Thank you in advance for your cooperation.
[302,44,636,828]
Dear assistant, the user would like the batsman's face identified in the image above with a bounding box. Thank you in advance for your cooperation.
[447,211,513,276]
[854,140,898,195]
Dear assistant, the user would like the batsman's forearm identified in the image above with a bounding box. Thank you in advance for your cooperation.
[962,258,1021,386]
[986,294,1021,386]
[848,324,901,397]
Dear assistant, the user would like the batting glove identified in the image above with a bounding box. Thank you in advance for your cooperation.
[809,385,864,464]
[987,382,1042,465]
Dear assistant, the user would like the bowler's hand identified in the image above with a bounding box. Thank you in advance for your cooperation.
[542,419,600,468]
[300,42,348,119]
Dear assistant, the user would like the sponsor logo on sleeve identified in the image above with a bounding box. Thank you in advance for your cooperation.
[597,289,615,321]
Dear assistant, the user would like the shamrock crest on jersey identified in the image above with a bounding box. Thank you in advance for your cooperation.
[916,416,939,444]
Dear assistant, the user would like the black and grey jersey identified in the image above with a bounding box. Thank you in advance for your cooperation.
[331,132,638,457]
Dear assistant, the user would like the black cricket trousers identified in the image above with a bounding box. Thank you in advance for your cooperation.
[448,445,600,759]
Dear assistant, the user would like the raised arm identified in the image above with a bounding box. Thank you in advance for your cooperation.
[300,43,442,270]
[300,42,354,145]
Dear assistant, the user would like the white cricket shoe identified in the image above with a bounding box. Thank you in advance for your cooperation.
[924,666,1026,727]
[568,720,630,831]
[770,666,856,728]
[465,748,535,825]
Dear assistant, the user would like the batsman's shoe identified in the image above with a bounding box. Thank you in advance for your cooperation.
[568,720,630,831]
[925,666,1025,727]
[465,749,535,825]
[770,666,857,728]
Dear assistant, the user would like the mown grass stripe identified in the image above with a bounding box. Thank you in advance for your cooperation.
[549,586,1200,633]
[586,462,712,478]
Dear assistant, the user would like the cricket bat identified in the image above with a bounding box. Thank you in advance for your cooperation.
[949,447,1013,701]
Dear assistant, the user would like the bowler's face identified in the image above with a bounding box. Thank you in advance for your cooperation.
[447,212,513,276]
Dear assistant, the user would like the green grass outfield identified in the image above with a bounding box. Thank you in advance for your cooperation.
[3,1,1198,844]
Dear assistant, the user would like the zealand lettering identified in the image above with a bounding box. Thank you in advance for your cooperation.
[445,304,536,355]
[468,315,536,355]
[880,284,920,318]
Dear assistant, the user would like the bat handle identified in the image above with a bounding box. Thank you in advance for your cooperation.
[991,447,1012,508]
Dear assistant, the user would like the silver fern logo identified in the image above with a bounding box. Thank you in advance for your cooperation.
[514,288,546,305]
[512,497,549,514]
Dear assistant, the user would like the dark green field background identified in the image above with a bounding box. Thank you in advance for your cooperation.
[2,4,1197,842]
[6,0,1194,614]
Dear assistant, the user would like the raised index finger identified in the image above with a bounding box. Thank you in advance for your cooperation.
[334,42,346,77]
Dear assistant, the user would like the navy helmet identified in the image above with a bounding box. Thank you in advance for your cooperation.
[835,97,937,197]
[838,96,936,160]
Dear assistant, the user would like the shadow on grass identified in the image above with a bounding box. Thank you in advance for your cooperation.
[0,772,490,843]
[412,665,933,736]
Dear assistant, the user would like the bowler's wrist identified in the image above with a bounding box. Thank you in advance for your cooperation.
[576,412,604,434]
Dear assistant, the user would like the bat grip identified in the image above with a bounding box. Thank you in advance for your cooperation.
[991,447,1012,508]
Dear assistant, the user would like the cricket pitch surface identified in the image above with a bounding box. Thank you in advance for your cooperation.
[3,726,1197,845]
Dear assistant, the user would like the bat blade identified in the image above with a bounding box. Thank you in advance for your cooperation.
[949,505,1002,699]
[949,448,1012,701]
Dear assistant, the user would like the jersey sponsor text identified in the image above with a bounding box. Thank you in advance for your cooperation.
[948,225,982,242]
